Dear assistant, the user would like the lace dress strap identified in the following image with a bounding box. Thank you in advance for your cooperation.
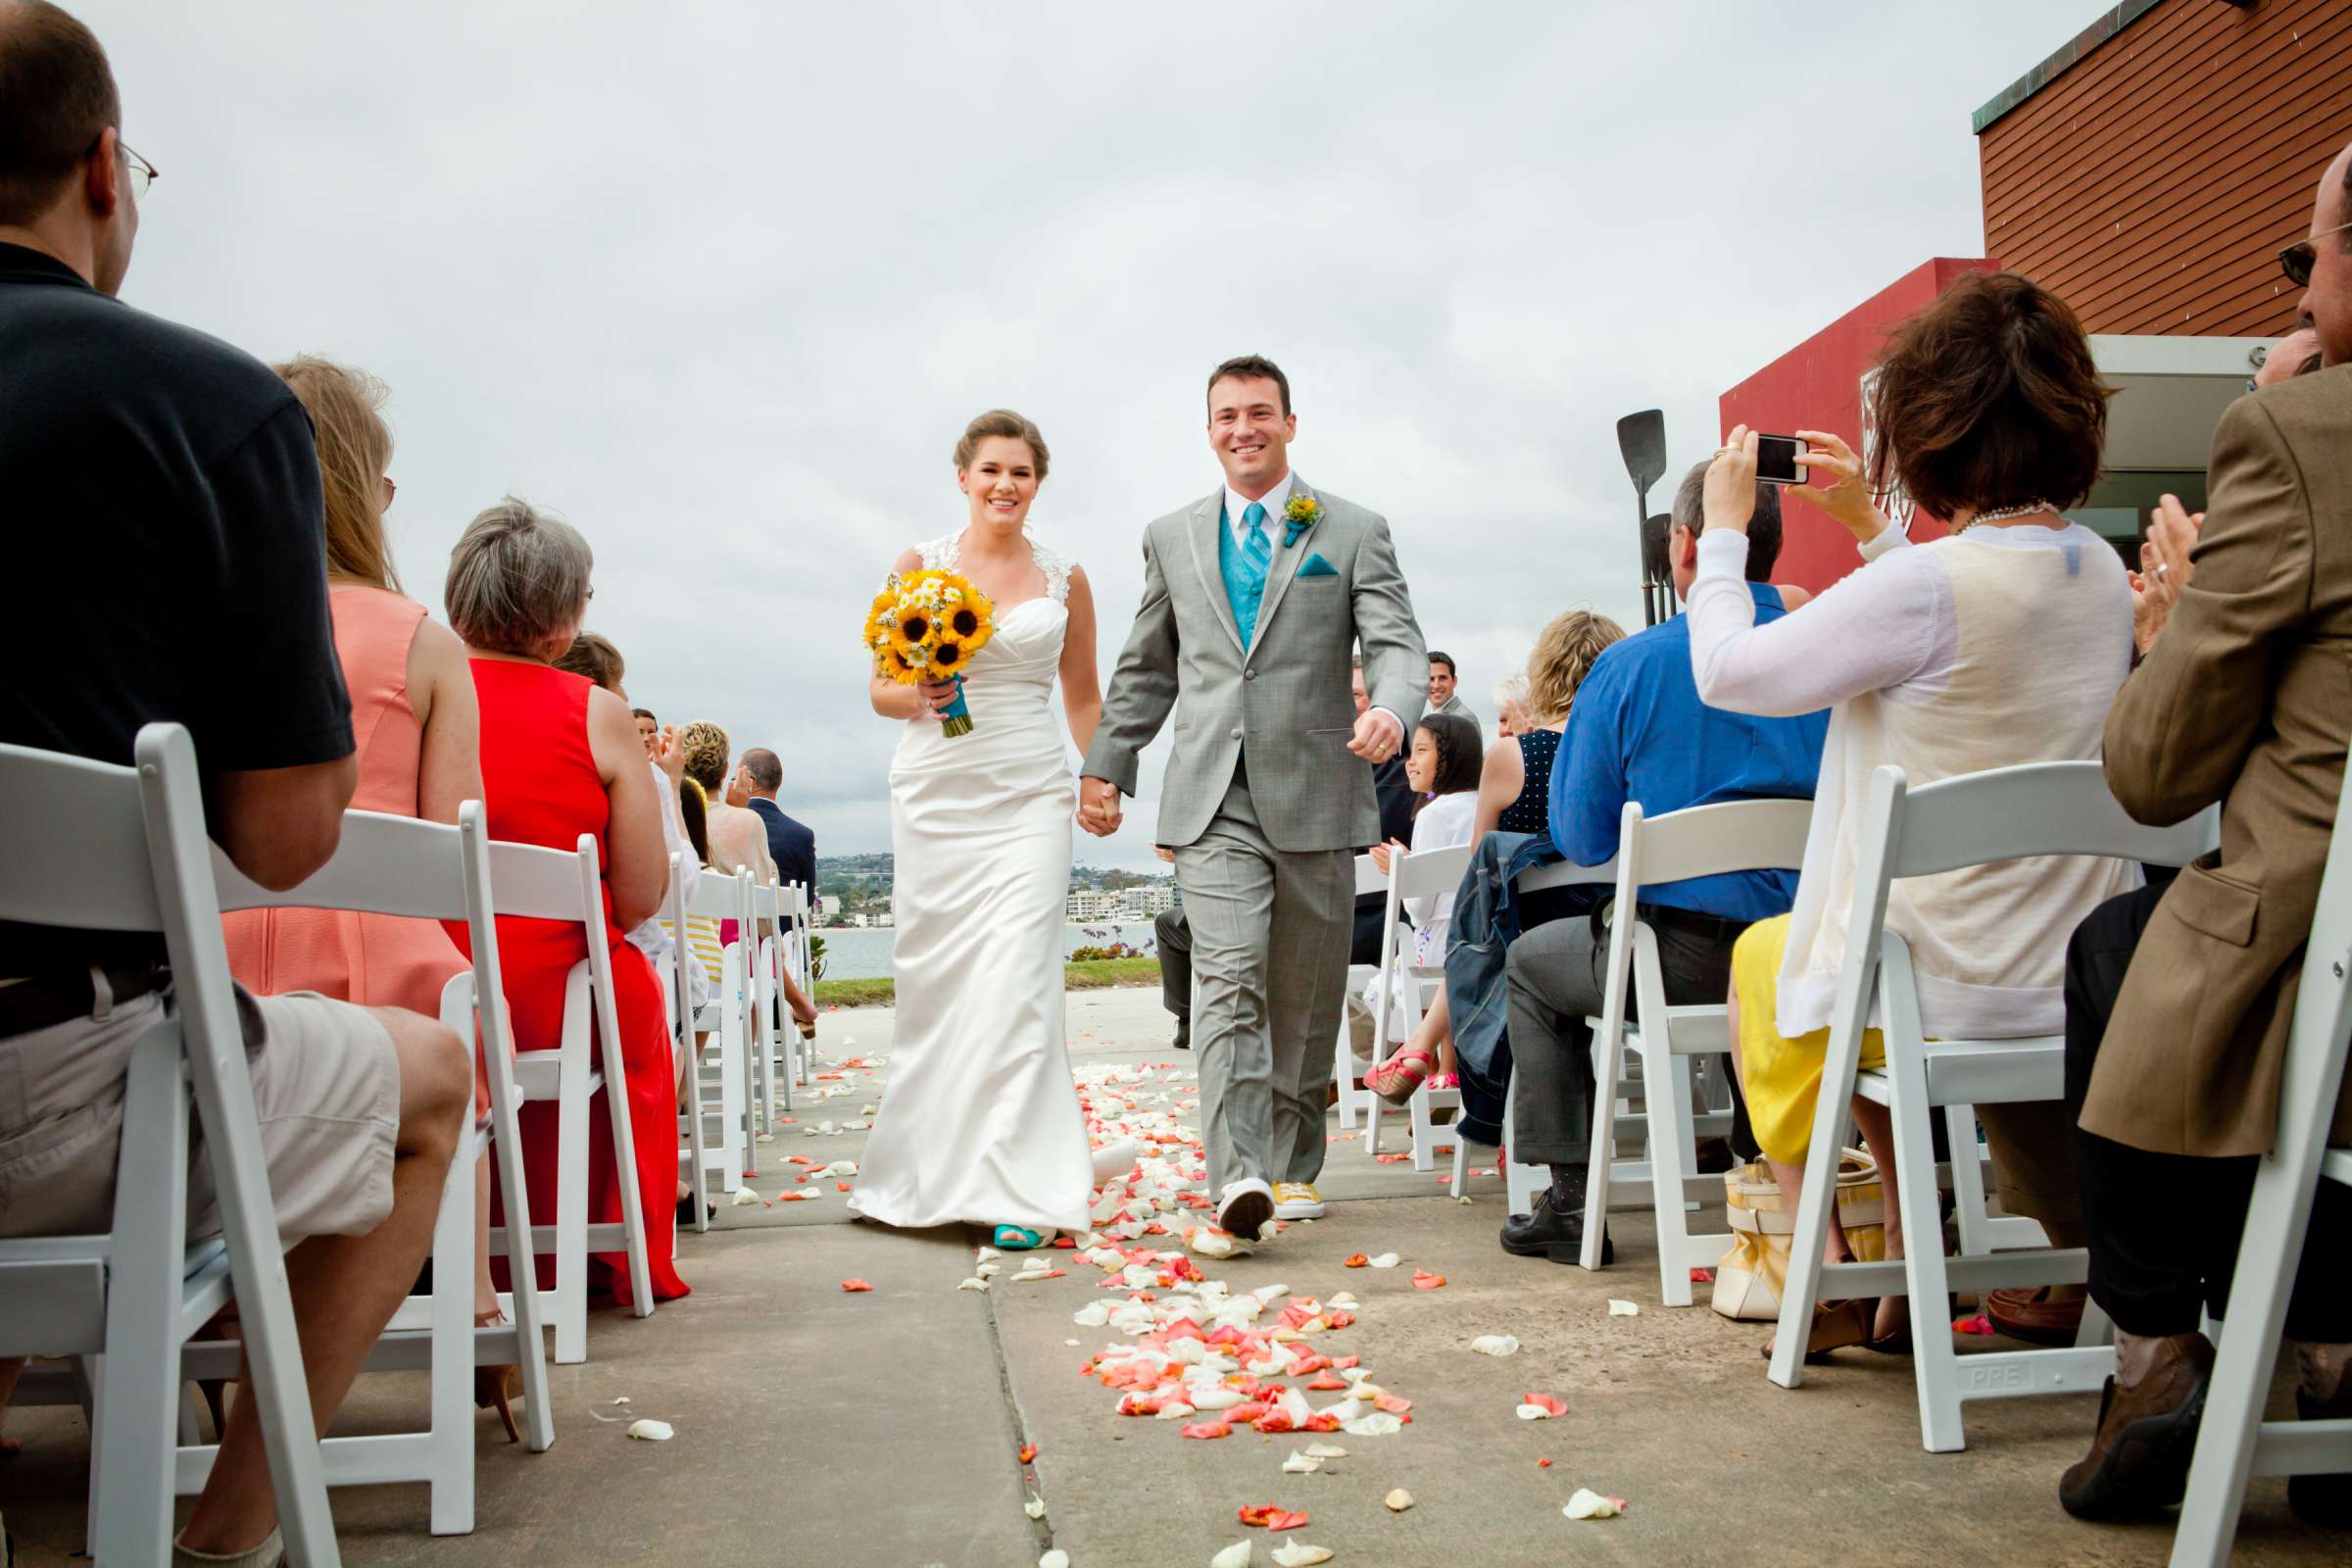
[915,533,961,573]
[1028,537,1073,606]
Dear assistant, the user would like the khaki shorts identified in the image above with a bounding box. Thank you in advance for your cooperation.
[0,984,401,1243]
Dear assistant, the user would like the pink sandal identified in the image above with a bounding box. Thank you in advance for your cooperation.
[1366,1045,1439,1104]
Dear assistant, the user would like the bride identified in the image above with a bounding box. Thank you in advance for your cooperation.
[852,409,1122,1250]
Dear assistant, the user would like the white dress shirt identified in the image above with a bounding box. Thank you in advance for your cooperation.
[1223,469,1295,550]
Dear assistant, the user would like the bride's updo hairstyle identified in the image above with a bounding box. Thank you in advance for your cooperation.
[954,409,1050,479]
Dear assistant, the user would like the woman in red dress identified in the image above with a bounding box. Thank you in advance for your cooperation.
[444,497,688,1306]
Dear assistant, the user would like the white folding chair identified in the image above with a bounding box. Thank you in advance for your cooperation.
[1364,843,1475,1170]
[1770,761,2218,1452]
[1454,855,1619,1215]
[203,803,557,1530]
[2170,755,2352,1567]
[1579,798,1813,1302]
[775,880,814,1095]
[751,880,784,1128]
[1332,852,1386,1136]
[0,725,338,1566]
[678,867,753,1201]
[483,834,655,1366]
[662,852,715,1233]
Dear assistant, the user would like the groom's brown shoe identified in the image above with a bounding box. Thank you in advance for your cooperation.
[2058,1332,2213,1520]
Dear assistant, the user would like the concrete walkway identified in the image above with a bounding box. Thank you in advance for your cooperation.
[1,989,2340,1566]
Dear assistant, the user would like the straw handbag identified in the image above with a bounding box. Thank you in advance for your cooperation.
[1710,1148,1886,1321]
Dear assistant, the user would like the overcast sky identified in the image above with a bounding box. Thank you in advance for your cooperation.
[91,1,2092,866]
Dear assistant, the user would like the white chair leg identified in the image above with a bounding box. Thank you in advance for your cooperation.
[2075,1295,2114,1348]
[426,1132,476,1535]
[1449,1128,1469,1196]
[1645,1035,1699,1307]
[1767,1091,1854,1391]
[1408,1085,1434,1172]
[1334,1009,1359,1132]
[1888,1050,1968,1452]
[597,1026,657,1323]
[95,1034,188,1567]
[683,1025,710,1233]
[1944,1104,1995,1255]
[554,1049,591,1366]
[1579,1028,1625,1271]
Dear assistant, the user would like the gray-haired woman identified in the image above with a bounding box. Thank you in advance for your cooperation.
[448,497,688,1304]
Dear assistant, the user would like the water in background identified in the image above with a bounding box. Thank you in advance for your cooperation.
[816,921,1160,982]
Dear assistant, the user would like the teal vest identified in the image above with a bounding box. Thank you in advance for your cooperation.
[1217,504,1270,647]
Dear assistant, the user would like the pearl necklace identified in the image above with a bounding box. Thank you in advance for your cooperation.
[1962,501,2056,531]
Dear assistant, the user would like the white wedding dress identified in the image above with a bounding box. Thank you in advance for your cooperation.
[851,531,1096,1234]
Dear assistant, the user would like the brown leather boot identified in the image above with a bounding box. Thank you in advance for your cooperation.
[2059,1332,2214,1520]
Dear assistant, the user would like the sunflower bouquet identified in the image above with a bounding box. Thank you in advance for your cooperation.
[864,568,998,738]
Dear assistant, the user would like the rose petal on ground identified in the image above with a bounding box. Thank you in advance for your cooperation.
[1303,1442,1348,1458]
[1607,1299,1639,1316]
[1410,1270,1446,1290]
[1181,1420,1233,1440]
[956,1277,989,1292]
[1563,1488,1626,1520]
[1690,1267,1715,1283]
[1471,1334,1520,1357]
[1539,1457,1553,1468]
[1025,1497,1049,1521]
[840,1279,873,1293]
[728,1187,760,1206]
[1384,1488,1413,1511]
[1342,1412,1403,1438]
[1019,1443,1037,1463]
[1372,1393,1411,1414]
[1281,1450,1323,1475]
[1270,1544,1334,1568]
[1521,1392,1568,1418]
[625,1418,674,1441]
[1365,1252,1400,1269]
[1954,1313,1995,1336]
[1343,1253,1369,1268]
[1210,1543,1254,1568]
[1267,1510,1308,1532]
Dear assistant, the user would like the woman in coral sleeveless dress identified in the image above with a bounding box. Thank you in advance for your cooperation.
[221,357,530,1438]
[447,499,688,1307]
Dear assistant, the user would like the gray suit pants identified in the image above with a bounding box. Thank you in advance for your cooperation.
[1174,762,1352,1194]
[1506,908,1746,1167]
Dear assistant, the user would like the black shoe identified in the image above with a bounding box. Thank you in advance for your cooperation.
[677,1196,715,1226]
[1498,1190,1612,1265]
[2289,1383,2352,1526]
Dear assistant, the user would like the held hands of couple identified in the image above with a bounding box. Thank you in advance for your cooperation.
[2129,493,2203,656]
[1078,775,1123,838]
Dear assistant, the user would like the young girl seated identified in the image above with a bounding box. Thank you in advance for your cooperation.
[1364,711,1485,1100]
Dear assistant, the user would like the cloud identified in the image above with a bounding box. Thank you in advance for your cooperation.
[90,0,2088,862]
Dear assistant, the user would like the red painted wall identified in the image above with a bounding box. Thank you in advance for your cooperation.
[1718,258,1997,594]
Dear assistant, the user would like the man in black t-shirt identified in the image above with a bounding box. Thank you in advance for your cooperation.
[0,9,470,1562]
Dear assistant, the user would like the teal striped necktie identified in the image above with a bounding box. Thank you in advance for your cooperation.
[1236,500,1272,643]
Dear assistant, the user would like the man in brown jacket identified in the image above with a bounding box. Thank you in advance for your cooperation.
[2057,142,2352,1526]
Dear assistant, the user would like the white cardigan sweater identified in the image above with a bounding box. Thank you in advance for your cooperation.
[1687,521,2140,1041]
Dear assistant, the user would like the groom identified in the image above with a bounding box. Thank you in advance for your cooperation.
[1081,355,1427,1243]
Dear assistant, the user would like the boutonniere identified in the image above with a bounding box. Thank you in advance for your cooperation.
[1281,493,1323,548]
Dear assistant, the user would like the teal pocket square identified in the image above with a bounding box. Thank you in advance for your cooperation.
[1296,553,1340,579]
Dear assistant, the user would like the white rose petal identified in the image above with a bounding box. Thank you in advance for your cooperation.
[1515,1403,1553,1421]
[1608,1299,1640,1317]
[1365,1252,1400,1269]
[1564,1489,1625,1520]
[1384,1488,1414,1511]
[1342,1412,1403,1438]
[1210,1543,1254,1568]
[625,1418,674,1441]
[1271,1545,1334,1568]
[728,1187,760,1207]
[1471,1334,1520,1357]
[1303,1442,1348,1458]
[1281,1450,1323,1475]
[1038,1550,1066,1568]
[1025,1498,1049,1521]
[956,1277,989,1292]
[1071,1300,1111,1328]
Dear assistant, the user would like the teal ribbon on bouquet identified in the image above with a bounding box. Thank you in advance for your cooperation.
[939,674,974,738]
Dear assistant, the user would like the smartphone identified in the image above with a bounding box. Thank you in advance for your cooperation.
[1754,434,1810,486]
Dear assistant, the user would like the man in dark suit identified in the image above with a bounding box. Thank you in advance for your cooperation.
[739,748,815,912]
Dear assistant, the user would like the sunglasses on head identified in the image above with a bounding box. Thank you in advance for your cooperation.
[2280,218,2352,288]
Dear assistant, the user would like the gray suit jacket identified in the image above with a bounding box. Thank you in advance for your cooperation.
[1083,476,1427,853]
[1433,692,1481,732]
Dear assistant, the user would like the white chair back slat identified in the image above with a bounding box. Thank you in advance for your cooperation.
[1886,760,2219,879]
[483,836,600,922]
[0,745,159,931]
[1351,854,1388,897]
[1625,797,1813,887]
[212,809,469,919]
